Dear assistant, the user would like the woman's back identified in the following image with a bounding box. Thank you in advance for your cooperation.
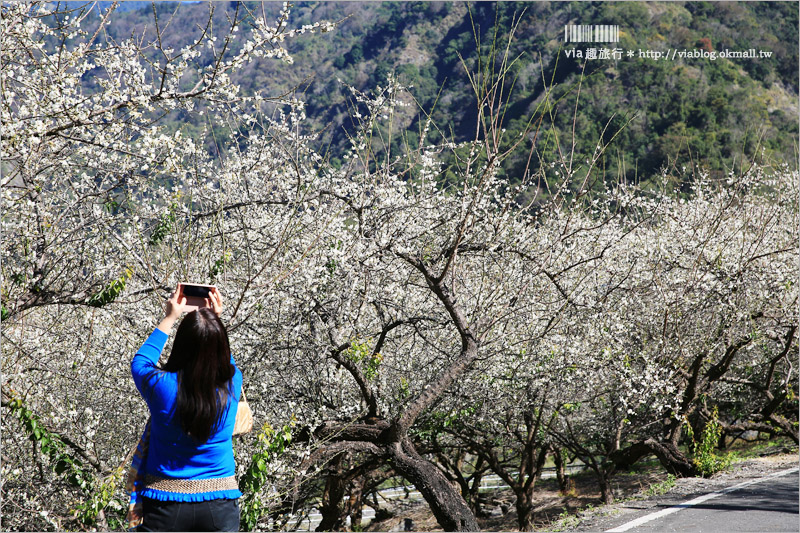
[132,332,243,481]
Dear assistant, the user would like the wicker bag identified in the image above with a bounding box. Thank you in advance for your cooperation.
[233,389,253,435]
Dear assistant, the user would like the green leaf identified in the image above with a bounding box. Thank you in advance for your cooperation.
[54,458,70,474]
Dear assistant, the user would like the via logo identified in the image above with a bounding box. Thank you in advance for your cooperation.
[564,24,619,43]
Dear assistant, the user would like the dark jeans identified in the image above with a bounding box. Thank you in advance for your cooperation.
[139,497,240,532]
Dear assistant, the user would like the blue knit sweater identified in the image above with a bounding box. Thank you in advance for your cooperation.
[131,329,243,502]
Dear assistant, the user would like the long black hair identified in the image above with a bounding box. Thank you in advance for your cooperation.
[162,307,235,442]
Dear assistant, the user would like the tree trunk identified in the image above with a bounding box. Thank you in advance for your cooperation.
[553,448,568,494]
[598,474,615,504]
[467,469,484,516]
[515,489,536,531]
[645,438,697,477]
[387,439,479,531]
[768,413,799,443]
[316,456,346,532]
[345,477,365,530]
[717,428,728,450]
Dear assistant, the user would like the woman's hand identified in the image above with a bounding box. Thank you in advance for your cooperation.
[165,287,188,320]
[206,287,224,317]
[157,287,187,334]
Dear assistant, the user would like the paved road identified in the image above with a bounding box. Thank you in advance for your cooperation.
[604,468,798,533]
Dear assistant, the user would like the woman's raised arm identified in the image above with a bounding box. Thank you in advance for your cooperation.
[157,287,188,334]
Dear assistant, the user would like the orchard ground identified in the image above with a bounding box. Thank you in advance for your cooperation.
[363,442,798,532]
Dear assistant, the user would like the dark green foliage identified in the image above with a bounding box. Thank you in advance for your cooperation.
[86,268,132,308]
[4,392,127,529]
[239,419,296,531]
[148,202,178,246]
[209,251,231,281]
[6,393,89,487]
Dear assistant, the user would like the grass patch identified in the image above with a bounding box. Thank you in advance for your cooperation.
[550,509,582,532]
[726,436,797,459]
[643,474,676,497]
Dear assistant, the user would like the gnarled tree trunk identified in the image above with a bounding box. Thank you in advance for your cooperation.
[344,476,365,530]
[316,455,346,531]
[387,439,479,532]
[645,438,697,477]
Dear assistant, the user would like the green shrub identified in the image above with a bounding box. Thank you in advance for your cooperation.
[687,407,734,477]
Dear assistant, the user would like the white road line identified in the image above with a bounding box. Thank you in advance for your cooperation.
[605,467,799,532]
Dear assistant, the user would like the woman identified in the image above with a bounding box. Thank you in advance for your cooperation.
[131,287,242,531]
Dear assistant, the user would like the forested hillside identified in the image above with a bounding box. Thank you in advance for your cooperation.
[91,1,798,189]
